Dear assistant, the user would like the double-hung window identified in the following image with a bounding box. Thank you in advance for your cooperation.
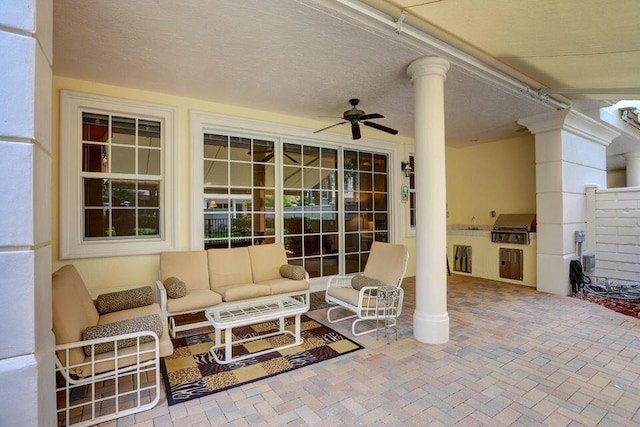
[60,91,178,258]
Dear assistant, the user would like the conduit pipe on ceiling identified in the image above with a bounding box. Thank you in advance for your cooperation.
[319,0,570,110]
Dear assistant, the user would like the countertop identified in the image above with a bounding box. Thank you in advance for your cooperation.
[447,224,536,239]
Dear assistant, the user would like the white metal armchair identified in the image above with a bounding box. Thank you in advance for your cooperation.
[52,265,174,427]
[325,242,409,336]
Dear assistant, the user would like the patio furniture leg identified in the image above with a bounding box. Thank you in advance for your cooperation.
[294,314,301,343]
[224,327,232,363]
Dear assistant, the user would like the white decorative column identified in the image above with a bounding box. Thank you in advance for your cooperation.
[0,0,55,425]
[518,109,619,295]
[624,152,640,187]
[407,56,450,344]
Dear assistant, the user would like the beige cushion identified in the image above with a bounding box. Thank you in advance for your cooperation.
[327,286,376,308]
[256,278,309,295]
[363,242,408,287]
[351,274,385,291]
[160,251,210,291]
[279,264,307,280]
[83,314,162,356]
[95,286,155,314]
[207,247,253,289]
[164,277,187,299]
[165,289,222,314]
[214,284,271,302]
[52,265,100,367]
[76,303,173,378]
[248,243,288,283]
[98,303,173,357]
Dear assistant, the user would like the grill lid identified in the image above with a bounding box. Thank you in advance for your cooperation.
[492,214,536,231]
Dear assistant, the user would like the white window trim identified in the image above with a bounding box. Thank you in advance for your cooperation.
[405,144,416,237]
[189,110,402,260]
[59,90,179,259]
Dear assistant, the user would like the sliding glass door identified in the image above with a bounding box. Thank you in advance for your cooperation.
[201,132,389,278]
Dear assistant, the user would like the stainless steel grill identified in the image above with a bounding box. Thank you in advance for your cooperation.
[491,214,536,245]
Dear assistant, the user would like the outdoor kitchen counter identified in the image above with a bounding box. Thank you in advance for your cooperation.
[447,224,491,237]
[446,224,537,287]
[447,224,536,240]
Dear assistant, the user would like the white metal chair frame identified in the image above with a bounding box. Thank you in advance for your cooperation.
[325,244,409,336]
[326,278,406,336]
[55,331,161,427]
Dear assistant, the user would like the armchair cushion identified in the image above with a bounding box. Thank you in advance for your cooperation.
[82,314,163,356]
[165,289,222,314]
[248,243,289,282]
[160,251,211,291]
[95,286,155,314]
[164,277,187,299]
[279,264,307,281]
[215,283,270,302]
[362,242,408,287]
[350,274,385,291]
[257,277,309,295]
[207,247,253,289]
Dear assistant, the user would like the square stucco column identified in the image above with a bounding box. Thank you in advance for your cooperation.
[518,109,619,295]
[0,1,55,425]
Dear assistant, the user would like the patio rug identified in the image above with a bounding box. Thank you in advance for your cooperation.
[161,314,362,405]
[309,290,331,311]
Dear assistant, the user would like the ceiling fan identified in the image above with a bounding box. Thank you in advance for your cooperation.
[314,98,398,140]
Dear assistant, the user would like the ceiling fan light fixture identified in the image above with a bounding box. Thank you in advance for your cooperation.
[314,98,398,140]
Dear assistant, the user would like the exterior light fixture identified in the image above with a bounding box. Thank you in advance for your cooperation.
[401,161,412,178]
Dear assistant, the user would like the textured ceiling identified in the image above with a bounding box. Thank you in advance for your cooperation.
[376,0,640,97]
[53,0,639,155]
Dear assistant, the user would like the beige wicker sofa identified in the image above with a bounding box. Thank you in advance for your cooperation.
[156,243,310,337]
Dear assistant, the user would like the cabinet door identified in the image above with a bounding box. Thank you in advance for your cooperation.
[499,248,523,280]
[453,245,472,273]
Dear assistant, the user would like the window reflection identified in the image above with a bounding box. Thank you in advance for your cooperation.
[202,136,389,277]
[343,149,389,274]
[204,134,276,249]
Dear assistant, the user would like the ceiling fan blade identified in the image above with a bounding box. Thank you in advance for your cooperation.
[358,113,384,121]
[284,152,299,164]
[259,152,274,162]
[352,122,361,140]
[248,149,272,155]
[363,121,398,135]
[314,121,347,134]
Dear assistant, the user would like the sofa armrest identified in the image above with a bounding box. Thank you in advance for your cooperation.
[54,330,162,427]
[155,280,168,317]
[55,330,160,382]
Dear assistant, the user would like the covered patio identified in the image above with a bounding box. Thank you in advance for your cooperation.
[101,275,640,426]
[3,1,640,424]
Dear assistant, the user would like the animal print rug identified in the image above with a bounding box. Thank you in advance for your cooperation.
[161,314,362,405]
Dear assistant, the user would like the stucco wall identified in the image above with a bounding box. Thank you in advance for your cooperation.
[445,135,536,228]
[52,77,414,289]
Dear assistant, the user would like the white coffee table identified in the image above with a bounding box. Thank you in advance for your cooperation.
[204,295,309,364]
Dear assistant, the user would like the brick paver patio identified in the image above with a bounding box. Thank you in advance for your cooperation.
[98,275,640,426]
